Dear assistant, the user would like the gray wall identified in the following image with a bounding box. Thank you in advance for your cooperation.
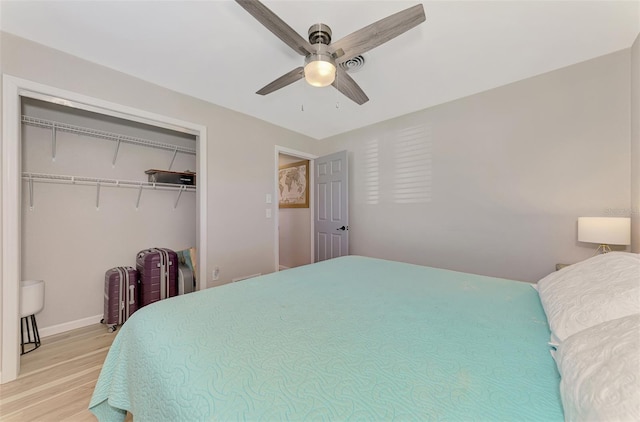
[315,50,632,282]
[631,34,640,253]
[0,30,635,327]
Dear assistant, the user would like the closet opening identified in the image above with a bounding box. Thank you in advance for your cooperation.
[2,76,208,383]
[21,98,197,344]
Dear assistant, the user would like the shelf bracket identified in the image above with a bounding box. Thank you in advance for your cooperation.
[96,181,101,210]
[51,125,57,161]
[112,138,122,167]
[28,175,34,211]
[174,185,186,209]
[135,184,143,210]
[168,146,178,171]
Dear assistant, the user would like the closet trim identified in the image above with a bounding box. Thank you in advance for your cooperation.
[1,75,208,384]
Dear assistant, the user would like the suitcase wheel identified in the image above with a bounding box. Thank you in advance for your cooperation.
[107,325,117,333]
[100,318,104,324]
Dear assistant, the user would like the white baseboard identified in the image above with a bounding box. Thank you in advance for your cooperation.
[39,314,103,338]
[278,265,290,271]
[231,273,262,283]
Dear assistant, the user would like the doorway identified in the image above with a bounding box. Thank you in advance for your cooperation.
[274,146,317,271]
[2,76,208,383]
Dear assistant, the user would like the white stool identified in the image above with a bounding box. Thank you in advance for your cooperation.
[20,280,45,355]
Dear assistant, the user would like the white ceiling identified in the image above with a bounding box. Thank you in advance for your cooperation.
[1,1,639,139]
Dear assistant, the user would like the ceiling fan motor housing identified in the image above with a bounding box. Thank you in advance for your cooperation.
[304,44,335,67]
[308,23,332,45]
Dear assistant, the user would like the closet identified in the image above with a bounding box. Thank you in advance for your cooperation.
[20,98,197,339]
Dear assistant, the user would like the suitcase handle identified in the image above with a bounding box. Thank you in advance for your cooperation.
[129,284,135,305]
[118,268,125,322]
[137,249,154,260]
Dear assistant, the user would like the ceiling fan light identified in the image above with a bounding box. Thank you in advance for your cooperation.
[304,59,336,87]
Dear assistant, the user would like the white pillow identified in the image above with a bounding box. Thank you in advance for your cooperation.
[536,252,640,341]
[555,314,640,422]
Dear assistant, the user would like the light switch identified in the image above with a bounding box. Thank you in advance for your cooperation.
[266,194,272,204]
[266,208,272,218]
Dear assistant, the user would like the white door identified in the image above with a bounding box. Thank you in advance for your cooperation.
[315,150,349,261]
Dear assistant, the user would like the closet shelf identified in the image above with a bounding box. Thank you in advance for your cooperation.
[21,115,196,155]
[23,172,195,210]
[22,172,196,191]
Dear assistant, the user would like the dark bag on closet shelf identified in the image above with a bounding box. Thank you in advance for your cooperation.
[136,248,178,306]
[145,169,196,185]
[102,266,139,332]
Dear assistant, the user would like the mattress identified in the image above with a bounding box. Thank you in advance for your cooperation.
[89,255,563,421]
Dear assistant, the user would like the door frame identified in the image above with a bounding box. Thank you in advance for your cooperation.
[273,146,317,271]
[1,75,208,383]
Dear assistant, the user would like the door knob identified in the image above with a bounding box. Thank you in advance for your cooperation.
[336,226,349,231]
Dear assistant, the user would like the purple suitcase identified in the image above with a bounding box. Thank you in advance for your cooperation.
[136,248,178,307]
[103,266,138,332]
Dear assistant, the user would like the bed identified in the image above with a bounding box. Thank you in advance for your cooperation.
[89,254,640,421]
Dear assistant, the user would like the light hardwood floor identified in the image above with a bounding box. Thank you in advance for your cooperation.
[0,324,123,421]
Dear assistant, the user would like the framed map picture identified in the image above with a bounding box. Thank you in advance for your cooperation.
[279,160,309,208]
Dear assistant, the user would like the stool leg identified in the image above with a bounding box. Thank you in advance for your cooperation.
[31,315,41,348]
[26,316,33,345]
[20,317,26,355]
[20,314,42,355]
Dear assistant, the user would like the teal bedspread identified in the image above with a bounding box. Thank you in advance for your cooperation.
[89,256,563,421]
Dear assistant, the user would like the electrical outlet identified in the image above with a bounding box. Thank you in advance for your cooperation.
[213,266,220,281]
[266,208,272,218]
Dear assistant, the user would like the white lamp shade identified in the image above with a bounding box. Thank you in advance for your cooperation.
[577,217,631,246]
[304,60,336,87]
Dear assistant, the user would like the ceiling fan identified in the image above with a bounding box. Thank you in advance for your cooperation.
[236,0,426,105]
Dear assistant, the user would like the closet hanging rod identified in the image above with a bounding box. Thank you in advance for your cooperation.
[21,115,196,155]
[21,172,196,192]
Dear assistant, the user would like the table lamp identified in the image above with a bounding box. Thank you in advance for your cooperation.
[577,217,631,254]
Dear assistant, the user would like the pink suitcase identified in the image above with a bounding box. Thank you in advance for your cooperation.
[136,248,178,307]
[102,266,138,332]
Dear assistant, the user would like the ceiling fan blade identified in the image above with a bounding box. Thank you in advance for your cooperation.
[256,67,305,95]
[332,67,369,105]
[330,4,426,63]
[236,0,314,56]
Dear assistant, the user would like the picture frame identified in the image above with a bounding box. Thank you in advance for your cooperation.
[278,160,309,208]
